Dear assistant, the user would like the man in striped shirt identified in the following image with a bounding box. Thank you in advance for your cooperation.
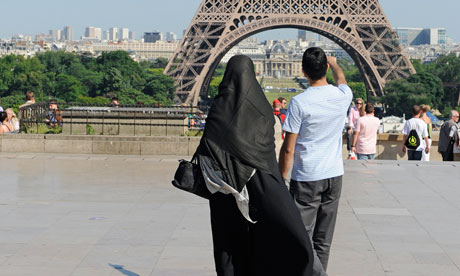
[279,47,352,273]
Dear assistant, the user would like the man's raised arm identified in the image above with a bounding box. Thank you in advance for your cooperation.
[327,56,347,86]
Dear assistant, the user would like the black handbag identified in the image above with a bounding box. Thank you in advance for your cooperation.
[172,154,211,199]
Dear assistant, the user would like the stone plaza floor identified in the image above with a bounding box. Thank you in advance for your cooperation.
[0,153,459,276]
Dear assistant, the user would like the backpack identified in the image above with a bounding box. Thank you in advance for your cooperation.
[405,129,420,150]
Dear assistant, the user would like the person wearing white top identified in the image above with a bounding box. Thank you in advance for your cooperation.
[452,123,460,161]
[402,105,430,161]
[280,48,352,274]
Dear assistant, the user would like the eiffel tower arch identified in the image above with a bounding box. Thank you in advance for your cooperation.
[165,0,415,105]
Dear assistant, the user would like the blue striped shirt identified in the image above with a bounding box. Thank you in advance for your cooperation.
[283,84,353,182]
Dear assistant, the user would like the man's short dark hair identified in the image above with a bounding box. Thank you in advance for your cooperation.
[26,91,34,101]
[302,47,328,81]
[365,103,374,114]
[412,105,421,115]
[278,97,286,103]
[49,99,57,105]
[111,97,119,102]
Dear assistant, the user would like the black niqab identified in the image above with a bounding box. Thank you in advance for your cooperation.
[198,55,278,192]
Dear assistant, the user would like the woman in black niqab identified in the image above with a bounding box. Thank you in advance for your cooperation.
[196,55,315,276]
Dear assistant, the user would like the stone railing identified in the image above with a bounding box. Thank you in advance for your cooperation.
[0,133,445,160]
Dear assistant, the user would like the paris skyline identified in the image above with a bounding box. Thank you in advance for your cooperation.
[1,0,459,42]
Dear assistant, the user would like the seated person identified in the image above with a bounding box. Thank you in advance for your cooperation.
[5,108,20,133]
[110,97,120,107]
[46,100,63,127]
[0,112,13,134]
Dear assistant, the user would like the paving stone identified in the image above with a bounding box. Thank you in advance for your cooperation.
[0,154,459,275]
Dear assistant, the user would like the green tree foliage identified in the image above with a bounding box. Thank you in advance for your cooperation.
[425,54,460,110]
[383,78,433,117]
[0,51,175,107]
[55,74,88,102]
[382,55,460,117]
[348,82,367,102]
[208,75,224,99]
[143,68,175,105]
[207,64,226,99]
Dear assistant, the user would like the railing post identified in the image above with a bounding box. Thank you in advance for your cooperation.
[86,109,89,135]
[133,109,136,136]
[149,111,153,136]
[117,109,120,135]
[165,112,168,136]
[102,109,105,135]
[70,109,73,135]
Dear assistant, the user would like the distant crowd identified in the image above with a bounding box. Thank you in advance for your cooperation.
[0,91,63,134]
[271,95,460,162]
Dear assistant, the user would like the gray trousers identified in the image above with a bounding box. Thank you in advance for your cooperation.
[290,176,342,272]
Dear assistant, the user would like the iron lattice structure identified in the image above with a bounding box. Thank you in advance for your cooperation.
[165,0,415,105]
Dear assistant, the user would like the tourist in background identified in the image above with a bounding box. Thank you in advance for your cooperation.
[346,98,365,159]
[438,110,459,161]
[46,100,63,127]
[420,105,433,161]
[272,99,286,124]
[196,55,315,276]
[5,108,19,133]
[18,91,35,109]
[110,97,120,107]
[452,122,460,161]
[278,96,288,117]
[352,103,380,160]
[0,112,13,134]
[402,105,429,161]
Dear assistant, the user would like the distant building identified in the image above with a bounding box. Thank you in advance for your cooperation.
[395,27,447,46]
[63,26,73,41]
[85,27,95,38]
[109,27,118,41]
[90,41,178,60]
[94,28,102,40]
[297,30,318,41]
[119,28,129,40]
[49,29,62,41]
[129,31,136,41]
[144,32,162,43]
[256,43,303,78]
[165,32,177,42]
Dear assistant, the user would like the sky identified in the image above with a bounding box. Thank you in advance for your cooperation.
[1,0,459,42]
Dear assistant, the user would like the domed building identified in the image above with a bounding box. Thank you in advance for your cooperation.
[252,42,303,78]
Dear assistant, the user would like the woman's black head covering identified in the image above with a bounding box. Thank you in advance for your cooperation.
[199,55,279,191]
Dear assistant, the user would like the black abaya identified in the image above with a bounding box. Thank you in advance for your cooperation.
[197,55,314,276]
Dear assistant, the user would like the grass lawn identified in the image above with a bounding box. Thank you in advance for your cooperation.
[262,78,301,89]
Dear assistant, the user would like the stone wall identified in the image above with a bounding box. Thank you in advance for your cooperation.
[0,133,443,160]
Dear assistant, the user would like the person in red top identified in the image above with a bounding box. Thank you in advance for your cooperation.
[273,99,286,123]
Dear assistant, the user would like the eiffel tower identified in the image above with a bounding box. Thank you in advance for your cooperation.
[165,0,415,105]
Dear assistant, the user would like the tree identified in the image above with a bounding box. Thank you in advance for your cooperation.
[117,88,157,105]
[407,71,444,108]
[103,67,129,94]
[208,75,223,99]
[348,82,366,102]
[425,54,460,110]
[55,74,88,102]
[383,78,431,117]
[143,69,175,104]
[97,51,146,91]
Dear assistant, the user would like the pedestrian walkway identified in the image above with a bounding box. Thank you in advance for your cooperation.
[0,153,459,275]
